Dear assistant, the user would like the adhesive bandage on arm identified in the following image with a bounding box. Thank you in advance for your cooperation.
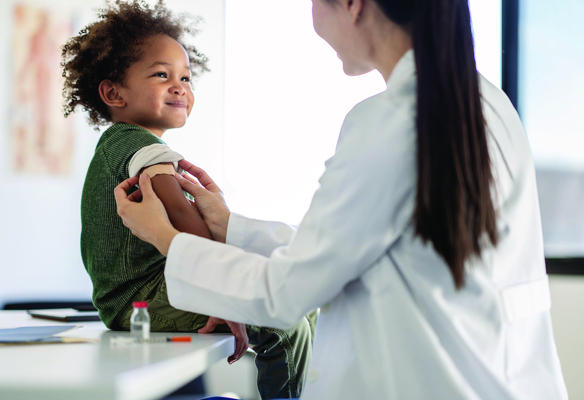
[142,163,177,178]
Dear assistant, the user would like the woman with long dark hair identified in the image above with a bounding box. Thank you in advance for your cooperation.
[115,0,567,398]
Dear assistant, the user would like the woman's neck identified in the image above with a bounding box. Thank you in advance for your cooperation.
[362,4,413,82]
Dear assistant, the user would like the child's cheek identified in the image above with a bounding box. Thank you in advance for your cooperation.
[146,95,160,112]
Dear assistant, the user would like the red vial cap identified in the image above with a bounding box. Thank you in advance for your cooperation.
[133,301,148,308]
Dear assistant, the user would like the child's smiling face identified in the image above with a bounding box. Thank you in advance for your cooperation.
[115,35,195,137]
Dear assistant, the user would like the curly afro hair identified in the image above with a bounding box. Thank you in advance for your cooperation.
[61,0,208,127]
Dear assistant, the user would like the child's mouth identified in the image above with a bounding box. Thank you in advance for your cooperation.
[165,101,186,108]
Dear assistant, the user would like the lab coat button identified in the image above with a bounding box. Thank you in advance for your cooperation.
[307,370,319,383]
[320,303,331,314]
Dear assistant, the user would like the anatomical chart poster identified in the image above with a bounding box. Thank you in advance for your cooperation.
[11,5,73,175]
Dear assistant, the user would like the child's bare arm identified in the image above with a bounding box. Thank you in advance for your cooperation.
[142,164,212,239]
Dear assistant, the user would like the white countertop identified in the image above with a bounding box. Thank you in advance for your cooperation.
[0,311,235,400]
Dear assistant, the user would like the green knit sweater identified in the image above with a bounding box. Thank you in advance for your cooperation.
[81,123,168,329]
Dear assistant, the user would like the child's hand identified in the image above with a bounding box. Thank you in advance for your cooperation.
[176,159,230,243]
[114,174,179,256]
[198,316,249,364]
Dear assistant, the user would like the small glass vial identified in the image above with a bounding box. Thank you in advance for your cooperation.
[130,301,150,340]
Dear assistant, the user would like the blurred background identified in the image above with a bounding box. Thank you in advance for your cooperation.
[0,0,582,398]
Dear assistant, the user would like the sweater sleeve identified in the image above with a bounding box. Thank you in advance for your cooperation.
[128,144,184,178]
[100,124,168,181]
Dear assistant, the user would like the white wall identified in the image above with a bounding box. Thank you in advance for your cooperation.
[221,0,502,226]
[0,0,226,307]
[222,0,386,225]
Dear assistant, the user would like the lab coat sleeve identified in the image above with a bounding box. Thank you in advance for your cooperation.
[165,96,417,329]
[225,213,297,257]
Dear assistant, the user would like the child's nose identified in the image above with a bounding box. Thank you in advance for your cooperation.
[169,82,186,95]
[171,87,185,95]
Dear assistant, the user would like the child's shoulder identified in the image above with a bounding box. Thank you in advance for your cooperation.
[90,123,169,179]
[98,123,165,151]
[101,122,162,140]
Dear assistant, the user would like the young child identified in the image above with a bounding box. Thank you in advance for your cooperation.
[61,1,311,398]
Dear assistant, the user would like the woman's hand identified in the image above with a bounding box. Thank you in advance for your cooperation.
[198,317,249,364]
[176,159,230,243]
[114,174,179,256]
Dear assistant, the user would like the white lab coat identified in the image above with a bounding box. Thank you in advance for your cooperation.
[165,50,568,399]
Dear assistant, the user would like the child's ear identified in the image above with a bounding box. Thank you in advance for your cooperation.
[98,80,125,108]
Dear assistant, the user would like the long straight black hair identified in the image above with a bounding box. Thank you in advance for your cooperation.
[328,0,499,289]
[409,0,498,289]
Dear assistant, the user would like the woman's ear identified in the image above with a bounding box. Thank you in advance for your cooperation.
[98,80,126,108]
[346,0,364,23]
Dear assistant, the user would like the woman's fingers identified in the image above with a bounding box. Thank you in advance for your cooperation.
[138,173,156,199]
[127,188,142,202]
[174,172,230,243]
[180,171,203,187]
[113,174,177,256]
[225,320,249,364]
[120,175,140,191]
[114,176,140,205]
[198,317,248,364]
[178,159,220,192]
[175,173,208,201]
[198,316,222,334]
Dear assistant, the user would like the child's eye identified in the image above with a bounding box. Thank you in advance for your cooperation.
[153,72,167,78]
[181,76,191,82]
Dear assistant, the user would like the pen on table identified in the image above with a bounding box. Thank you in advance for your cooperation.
[110,336,192,345]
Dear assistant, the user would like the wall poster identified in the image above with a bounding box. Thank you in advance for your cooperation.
[11,4,74,175]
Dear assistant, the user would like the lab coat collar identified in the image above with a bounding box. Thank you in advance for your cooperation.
[385,48,415,93]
